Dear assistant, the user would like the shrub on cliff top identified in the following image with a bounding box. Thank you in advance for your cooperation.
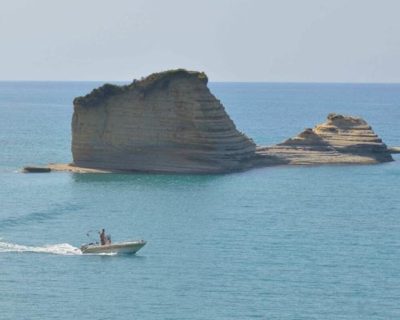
[74,69,208,108]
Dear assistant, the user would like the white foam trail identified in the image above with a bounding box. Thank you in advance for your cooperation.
[0,241,82,255]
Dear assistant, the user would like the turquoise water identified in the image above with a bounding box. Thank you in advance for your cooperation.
[0,82,399,319]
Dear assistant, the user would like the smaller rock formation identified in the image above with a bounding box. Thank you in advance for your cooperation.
[257,113,393,165]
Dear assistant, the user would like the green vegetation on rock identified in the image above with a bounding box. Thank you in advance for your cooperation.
[74,69,208,108]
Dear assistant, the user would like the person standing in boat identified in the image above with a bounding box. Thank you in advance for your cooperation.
[99,228,112,245]
[100,229,107,245]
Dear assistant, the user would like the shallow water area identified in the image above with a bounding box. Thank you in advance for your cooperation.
[1,82,400,319]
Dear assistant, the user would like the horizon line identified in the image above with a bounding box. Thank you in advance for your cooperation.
[0,80,400,85]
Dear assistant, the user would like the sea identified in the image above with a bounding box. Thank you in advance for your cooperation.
[0,82,399,320]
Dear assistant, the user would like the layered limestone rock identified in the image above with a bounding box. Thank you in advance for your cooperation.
[71,69,259,173]
[257,113,393,165]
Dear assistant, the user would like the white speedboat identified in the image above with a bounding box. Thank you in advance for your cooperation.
[80,240,146,254]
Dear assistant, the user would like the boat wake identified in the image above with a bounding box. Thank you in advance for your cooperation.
[0,241,82,255]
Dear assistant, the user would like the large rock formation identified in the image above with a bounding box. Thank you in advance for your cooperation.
[257,113,393,164]
[71,69,259,173]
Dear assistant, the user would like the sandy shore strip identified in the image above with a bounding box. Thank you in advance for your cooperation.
[47,163,116,173]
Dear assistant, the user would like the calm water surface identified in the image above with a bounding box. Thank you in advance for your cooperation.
[0,82,399,319]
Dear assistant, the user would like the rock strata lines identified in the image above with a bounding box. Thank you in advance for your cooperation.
[72,69,257,173]
[257,113,393,165]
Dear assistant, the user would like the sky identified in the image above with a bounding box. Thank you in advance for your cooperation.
[1,0,400,82]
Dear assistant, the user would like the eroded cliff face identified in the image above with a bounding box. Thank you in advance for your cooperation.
[257,113,393,164]
[72,70,257,173]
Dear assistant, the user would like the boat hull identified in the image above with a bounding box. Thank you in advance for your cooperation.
[80,240,146,254]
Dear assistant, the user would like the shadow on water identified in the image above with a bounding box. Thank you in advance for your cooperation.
[70,172,224,187]
[92,253,147,261]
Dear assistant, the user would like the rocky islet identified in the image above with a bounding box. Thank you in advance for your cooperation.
[45,69,395,173]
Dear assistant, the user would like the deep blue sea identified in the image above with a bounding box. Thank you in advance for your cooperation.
[0,82,399,320]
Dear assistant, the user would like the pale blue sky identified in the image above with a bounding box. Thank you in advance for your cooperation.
[1,0,399,82]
